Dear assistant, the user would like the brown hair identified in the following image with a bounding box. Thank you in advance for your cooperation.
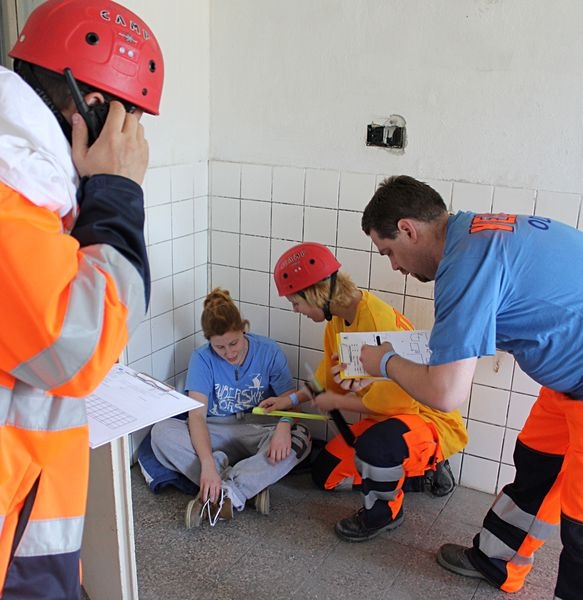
[287,271,357,310]
[362,175,447,240]
[201,288,249,339]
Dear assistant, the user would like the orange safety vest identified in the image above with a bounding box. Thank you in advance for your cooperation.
[0,183,146,597]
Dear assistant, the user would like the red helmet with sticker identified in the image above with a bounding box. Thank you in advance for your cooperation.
[9,0,164,114]
[274,242,341,296]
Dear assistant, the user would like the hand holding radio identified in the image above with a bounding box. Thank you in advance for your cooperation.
[65,67,149,185]
[71,102,149,185]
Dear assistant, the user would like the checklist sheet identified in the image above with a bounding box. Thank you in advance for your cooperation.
[85,363,203,448]
[337,329,431,379]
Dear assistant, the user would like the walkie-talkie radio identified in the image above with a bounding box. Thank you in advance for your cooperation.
[63,68,111,146]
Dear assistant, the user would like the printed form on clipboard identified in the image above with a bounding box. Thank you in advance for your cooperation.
[337,330,432,379]
[85,363,203,448]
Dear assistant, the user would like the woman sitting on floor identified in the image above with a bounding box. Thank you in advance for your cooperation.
[150,288,311,528]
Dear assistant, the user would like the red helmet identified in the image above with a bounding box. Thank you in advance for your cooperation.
[9,0,164,115]
[274,242,341,296]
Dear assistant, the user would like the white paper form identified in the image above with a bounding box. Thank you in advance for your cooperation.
[85,363,203,448]
[337,329,432,379]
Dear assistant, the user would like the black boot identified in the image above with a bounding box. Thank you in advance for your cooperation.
[335,507,404,542]
[430,460,456,497]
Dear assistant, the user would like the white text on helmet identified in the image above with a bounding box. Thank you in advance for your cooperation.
[99,10,151,40]
[281,250,305,267]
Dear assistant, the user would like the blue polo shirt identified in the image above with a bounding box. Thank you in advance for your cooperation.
[429,211,583,399]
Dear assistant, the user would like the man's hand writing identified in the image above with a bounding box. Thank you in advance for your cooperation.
[360,341,394,377]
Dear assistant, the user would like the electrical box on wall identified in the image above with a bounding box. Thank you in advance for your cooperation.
[366,115,406,150]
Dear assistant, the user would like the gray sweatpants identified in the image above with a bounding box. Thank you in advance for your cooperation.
[150,414,311,510]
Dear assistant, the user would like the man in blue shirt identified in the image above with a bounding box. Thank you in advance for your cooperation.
[357,175,583,600]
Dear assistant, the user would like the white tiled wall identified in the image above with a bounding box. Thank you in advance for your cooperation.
[124,161,209,395]
[207,160,583,495]
[132,159,581,494]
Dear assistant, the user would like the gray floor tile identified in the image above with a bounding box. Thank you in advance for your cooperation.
[127,466,558,600]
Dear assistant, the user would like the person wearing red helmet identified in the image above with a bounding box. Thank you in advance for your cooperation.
[271,242,467,542]
[0,1,164,597]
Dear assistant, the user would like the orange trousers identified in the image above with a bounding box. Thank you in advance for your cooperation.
[468,388,583,600]
[312,414,443,523]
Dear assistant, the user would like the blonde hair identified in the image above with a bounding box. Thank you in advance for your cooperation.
[288,271,357,310]
[201,288,249,339]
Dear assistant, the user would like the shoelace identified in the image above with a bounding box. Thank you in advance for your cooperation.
[199,488,227,527]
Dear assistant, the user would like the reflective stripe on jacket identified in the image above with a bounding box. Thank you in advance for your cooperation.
[0,175,148,596]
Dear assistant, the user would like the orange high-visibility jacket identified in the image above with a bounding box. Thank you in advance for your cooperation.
[0,69,149,598]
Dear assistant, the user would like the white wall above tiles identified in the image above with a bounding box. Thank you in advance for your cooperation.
[125,0,210,167]
[210,1,583,193]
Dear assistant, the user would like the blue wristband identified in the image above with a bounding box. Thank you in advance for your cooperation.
[279,417,294,425]
[379,350,398,377]
[289,392,299,407]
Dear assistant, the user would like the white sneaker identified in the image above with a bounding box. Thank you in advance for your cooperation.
[211,487,233,525]
[185,487,233,529]
[253,487,270,515]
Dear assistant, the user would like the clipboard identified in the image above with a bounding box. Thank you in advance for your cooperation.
[85,363,203,448]
[337,330,431,379]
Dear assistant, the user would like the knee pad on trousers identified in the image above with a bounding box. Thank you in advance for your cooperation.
[355,419,410,466]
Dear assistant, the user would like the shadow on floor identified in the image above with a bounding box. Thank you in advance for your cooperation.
[126,465,560,600]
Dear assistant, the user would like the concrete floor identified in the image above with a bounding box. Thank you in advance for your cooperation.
[125,465,561,600]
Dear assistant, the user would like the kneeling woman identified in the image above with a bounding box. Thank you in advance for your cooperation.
[272,243,468,542]
[151,288,311,528]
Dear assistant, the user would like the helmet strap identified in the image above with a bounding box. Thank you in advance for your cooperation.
[14,61,72,143]
[322,272,337,321]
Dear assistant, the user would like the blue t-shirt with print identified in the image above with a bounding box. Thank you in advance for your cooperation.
[429,211,583,399]
[185,333,294,416]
